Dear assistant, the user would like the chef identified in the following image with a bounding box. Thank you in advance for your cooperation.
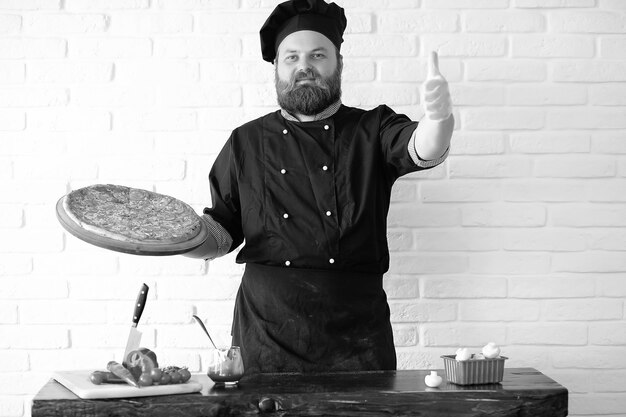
[185,0,454,374]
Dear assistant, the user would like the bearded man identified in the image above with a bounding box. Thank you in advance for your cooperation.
[185,0,454,374]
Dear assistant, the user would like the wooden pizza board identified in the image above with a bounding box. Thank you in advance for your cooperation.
[56,196,209,256]
[52,370,204,399]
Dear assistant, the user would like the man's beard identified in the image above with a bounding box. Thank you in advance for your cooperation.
[275,65,342,116]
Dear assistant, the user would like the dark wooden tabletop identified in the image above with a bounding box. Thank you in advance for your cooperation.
[32,367,568,417]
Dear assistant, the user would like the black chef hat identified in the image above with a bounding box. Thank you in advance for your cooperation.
[260,0,347,63]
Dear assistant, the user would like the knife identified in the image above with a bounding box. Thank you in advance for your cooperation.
[122,283,149,367]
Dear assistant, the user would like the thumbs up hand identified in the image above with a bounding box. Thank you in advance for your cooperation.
[422,51,452,121]
[413,51,454,161]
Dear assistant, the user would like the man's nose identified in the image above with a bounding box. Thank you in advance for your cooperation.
[296,56,311,71]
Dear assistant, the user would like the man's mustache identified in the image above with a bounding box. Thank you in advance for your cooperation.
[284,68,329,91]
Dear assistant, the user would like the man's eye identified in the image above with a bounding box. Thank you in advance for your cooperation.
[285,56,297,62]
[312,54,325,59]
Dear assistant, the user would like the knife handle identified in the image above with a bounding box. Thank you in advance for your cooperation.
[132,283,149,327]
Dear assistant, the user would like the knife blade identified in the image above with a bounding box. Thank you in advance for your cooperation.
[107,361,140,388]
[122,283,149,367]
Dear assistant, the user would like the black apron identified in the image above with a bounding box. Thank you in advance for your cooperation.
[231,263,397,374]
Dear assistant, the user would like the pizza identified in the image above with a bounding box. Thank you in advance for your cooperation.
[59,184,204,247]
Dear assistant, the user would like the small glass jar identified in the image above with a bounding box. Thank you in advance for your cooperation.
[206,346,244,386]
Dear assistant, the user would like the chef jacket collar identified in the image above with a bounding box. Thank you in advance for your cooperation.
[280,99,342,122]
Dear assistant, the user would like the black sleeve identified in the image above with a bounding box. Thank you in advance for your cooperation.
[203,135,244,253]
[377,104,422,180]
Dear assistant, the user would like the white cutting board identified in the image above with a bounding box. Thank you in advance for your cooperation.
[53,370,204,399]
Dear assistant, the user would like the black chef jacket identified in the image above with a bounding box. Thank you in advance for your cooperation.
[204,104,445,374]
[204,104,439,273]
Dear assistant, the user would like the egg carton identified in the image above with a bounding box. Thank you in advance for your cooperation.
[441,355,508,385]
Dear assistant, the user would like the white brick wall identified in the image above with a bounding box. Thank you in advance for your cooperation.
[0,1,624,416]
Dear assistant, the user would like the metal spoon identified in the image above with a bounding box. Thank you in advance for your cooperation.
[192,314,217,349]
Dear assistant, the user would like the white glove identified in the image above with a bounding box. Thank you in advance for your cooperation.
[422,51,452,121]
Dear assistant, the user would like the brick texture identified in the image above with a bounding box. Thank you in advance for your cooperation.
[1,2,625,417]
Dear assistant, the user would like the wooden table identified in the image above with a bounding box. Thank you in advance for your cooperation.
[32,368,568,416]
